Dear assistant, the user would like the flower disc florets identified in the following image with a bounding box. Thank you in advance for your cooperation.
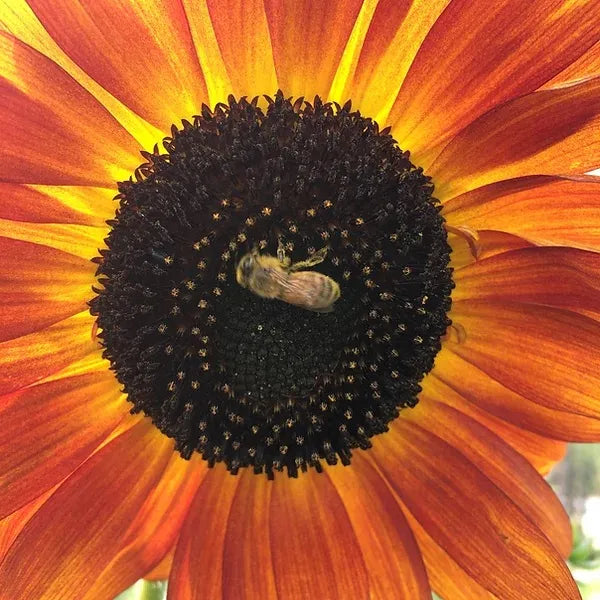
[90,92,453,477]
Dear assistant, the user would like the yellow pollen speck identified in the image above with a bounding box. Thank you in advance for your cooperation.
[185,280,196,290]
[307,208,316,217]
[212,212,221,221]
[261,207,272,216]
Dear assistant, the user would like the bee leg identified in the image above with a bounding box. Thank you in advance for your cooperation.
[289,245,329,271]
[276,239,292,270]
[277,238,286,262]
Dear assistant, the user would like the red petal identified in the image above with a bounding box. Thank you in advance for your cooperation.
[0,32,140,185]
[0,419,174,598]
[389,0,600,166]
[263,0,364,99]
[451,300,600,419]
[545,40,600,88]
[444,175,600,251]
[269,469,369,600]
[0,237,94,342]
[221,471,277,599]
[404,398,572,557]
[422,373,566,476]
[375,420,580,599]
[429,76,600,200]
[448,229,534,272]
[83,455,206,600]
[0,311,99,395]
[168,467,240,599]
[0,489,53,562]
[335,0,450,123]
[0,183,115,227]
[402,507,498,600]
[454,246,600,318]
[0,369,125,518]
[328,454,431,599]
[26,0,208,132]
[189,0,278,101]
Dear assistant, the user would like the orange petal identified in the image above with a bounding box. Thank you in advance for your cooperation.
[168,467,240,599]
[429,76,600,200]
[403,398,572,558]
[263,0,364,99]
[389,0,600,167]
[0,237,94,341]
[83,455,206,600]
[454,246,600,318]
[0,311,99,395]
[0,369,125,518]
[374,420,580,599]
[434,345,600,442]
[451,300,600,419]
[545,40,600,88]
[443,175,600,251]
[0,183,115,227]
[0,418,173,599]
[328,454,431,599]
[422,373,566,476]
[26,0,208,132]
[0,32,140,185]
[185,0,277,101]
[333,0,450,124]
[269,468,369,600]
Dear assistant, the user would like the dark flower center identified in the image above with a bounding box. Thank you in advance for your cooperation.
[90,92,453,478]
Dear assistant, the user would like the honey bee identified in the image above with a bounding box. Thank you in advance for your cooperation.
[236,242,340,312]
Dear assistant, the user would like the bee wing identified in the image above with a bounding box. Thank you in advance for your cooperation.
[277,271,339,311]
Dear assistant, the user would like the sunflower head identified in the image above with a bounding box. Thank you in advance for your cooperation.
[90,92,453,477]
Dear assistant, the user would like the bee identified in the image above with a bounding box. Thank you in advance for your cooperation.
[236,241,340,312]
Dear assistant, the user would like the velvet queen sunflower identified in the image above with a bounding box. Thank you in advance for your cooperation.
[1,1,600,599]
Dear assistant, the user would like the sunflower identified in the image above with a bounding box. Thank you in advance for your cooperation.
[1,1,600,599]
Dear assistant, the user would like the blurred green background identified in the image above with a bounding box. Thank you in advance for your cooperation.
[115,444,600,600]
